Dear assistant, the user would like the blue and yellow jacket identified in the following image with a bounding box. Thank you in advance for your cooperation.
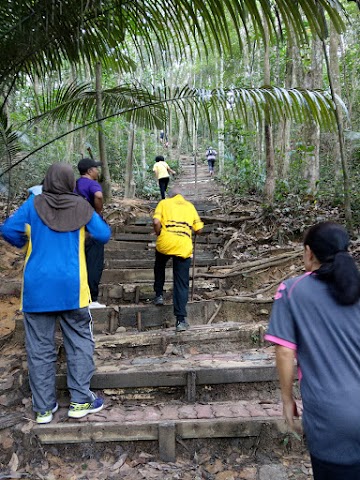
[1,196,111,312]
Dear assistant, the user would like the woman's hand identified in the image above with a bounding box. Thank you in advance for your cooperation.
[283,397,299,430]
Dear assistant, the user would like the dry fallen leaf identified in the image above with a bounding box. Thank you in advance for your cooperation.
[8,452,19,472]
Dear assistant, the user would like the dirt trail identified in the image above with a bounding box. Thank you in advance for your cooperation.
[0,160,313,479]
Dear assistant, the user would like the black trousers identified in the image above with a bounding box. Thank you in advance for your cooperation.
[154,250,191,319]
[311,455,360,480]
[207,158,215,172]
[85,236,105,302]
[158,177,169,199]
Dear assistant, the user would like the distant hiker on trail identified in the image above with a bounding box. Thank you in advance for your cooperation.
[159,130,169,148]
[153,155,176,199]
[265,222,360,480]
[0,162,110,424]
[206,146,217,176]
[75,157,106,309]
[152,187,203,332]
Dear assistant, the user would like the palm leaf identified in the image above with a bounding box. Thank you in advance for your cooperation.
[0,0,346,94]
[0,81,343,179]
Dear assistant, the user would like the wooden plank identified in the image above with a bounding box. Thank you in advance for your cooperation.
[57,371,187,389]
[34,418,285,445]
[33,422,159,444]
[104,258,233,269]
[158,423,176,462]
[176,418,265,439]
[95,323,252,349]
[186,371,197,403]
[56,365,277,390]
[196,366,278,385]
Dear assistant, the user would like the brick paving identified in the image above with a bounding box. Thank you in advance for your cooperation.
[48,399,299,425]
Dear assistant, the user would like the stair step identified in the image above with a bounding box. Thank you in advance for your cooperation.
[57,349,277,391]
[104,257,234,269]
[15,300,271,336]
[32,400,293,450]
[113,224,217,235]
[116,301,218,329]
[113,234,223,245]
[104,247,214,260]
[100,279,218,304]
[94,322,267,356]
[102,266,213,283]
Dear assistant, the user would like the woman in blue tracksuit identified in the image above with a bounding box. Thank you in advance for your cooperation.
[1,162,111,424]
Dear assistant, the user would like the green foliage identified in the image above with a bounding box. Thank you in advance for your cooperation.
[221,121,264,195]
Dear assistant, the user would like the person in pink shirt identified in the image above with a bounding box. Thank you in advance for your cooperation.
[266,222,360,480]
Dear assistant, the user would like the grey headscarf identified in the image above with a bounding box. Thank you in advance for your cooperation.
[34,162,94,232]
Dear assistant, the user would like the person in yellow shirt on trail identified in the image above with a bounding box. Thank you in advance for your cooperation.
[153,155,176,199]
[152,187,204,332]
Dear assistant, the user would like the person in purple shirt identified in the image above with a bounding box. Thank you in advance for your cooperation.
[266,222,360,480]
[75,158,106,308]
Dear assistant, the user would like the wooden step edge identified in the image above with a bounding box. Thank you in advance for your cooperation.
[56,364,278,390]
[33,416,293,448]
[95,322,265,347]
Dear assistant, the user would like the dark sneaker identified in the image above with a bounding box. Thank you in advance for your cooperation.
[68,397,104,419]
[153,295,164,306]
[176,320,190,332]
[36,402,59,424]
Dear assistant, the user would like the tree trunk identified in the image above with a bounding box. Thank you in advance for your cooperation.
[263,23,275,203]
[124,121,136,198]
[323,36,353,232]
[329,24,342,181]
[217,51,225,176]
[304,37,322,193]
[177,115,185,153]
[95,61,111,201]
[141,130,146,181]
[277,31,298,179]
[65,67,76,163]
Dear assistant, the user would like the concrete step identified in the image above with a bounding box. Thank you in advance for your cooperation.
[32,399,295,462]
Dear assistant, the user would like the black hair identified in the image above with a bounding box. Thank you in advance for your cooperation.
[155,155,164,162]
[304,222,360,305]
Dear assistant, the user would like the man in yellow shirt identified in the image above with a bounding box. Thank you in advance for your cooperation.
[153,188,204,332]
[153,155,175,199]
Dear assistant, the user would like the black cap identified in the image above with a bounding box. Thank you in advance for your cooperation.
[78,158,102,174]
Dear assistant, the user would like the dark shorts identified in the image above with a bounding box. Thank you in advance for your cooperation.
[311,455,360,480]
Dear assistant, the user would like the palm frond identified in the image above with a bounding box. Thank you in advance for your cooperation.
[0,0,346,94]
[26,81,167,130]
[156,84,341,131]
[0,81,343,179]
